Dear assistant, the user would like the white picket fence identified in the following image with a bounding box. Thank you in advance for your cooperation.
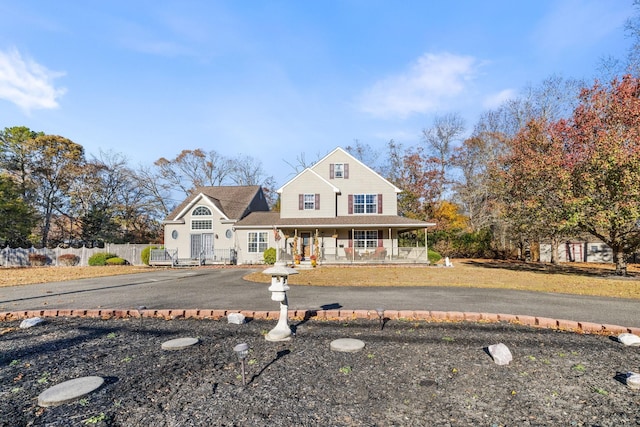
[0,244,153,267]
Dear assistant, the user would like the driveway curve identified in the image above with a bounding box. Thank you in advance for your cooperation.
[0,268,638,328]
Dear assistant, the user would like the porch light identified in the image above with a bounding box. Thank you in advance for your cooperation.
[233,343,250,385]
[376,307,385,330]
[262,261,299,342]
[137,305,146,328]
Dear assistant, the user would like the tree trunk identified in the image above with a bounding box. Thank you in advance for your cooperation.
[550,237,559,264]
[613,250,627,276]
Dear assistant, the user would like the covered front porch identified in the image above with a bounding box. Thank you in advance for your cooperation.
[274,226,432,264]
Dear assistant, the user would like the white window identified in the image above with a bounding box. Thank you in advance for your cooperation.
[334,163,344,178]
[191,220,212,230]
[353,194,377,214]
[192,206,212,216]
[303,194,315,210]
[354,230,378,249]
[248,232,268,253]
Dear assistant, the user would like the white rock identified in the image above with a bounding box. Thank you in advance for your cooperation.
[624,372,640,390]
[20,317,44,329]
[488,343,513,365]
[227,313,246,325]
[330,338,365,353]
[618,333,640,346]
[161,337,199,350]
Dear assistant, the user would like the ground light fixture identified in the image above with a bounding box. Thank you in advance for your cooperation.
[233,343,249,386]
[376,307,384,330]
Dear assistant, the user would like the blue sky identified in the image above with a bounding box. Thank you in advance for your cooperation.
[0,1,634,186]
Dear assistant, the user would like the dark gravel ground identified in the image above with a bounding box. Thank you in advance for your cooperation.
[1,316,639,426]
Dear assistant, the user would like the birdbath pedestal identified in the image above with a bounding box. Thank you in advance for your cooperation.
[262,261,298,342]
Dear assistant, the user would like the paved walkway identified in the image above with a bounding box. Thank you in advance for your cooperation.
[0,268,638,328]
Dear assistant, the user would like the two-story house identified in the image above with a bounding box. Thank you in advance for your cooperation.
[160,147,434,265]
[233,147,435,264]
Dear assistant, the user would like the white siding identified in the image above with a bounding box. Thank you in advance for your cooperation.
[164,200,235,259]
[279,169,337,219]
[312,150,398,216]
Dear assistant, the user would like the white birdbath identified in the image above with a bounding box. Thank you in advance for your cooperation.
[262,261,298,342]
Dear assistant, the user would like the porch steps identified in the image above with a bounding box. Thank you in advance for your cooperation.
[295,261,315,270]
[174,258,203,268]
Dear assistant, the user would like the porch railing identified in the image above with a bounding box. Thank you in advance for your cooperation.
[150,248,178,266]
[202,249,237,265]
[277,245,430,264]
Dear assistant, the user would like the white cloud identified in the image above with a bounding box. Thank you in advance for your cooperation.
[358,52,479,119]
[483,89,517,109]
[0,48,66,113]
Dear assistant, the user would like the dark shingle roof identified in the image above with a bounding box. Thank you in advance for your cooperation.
[235,212,435,229]
[166,186,263,221]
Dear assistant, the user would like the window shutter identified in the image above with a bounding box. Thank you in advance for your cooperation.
[315,193,320,210]
[298,194,303,210]
[348,230,353,247]
[329,163,335,179]
[378,194,383,214]
[348,194,353,214]
[344,163,349,179]
[378,230,383,247]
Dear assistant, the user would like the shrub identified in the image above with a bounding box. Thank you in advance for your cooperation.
[58,254,80,266]
[141,246,160,266]
[88,252,118,266]
[28,253,49,266]
[428,249,442,264]
[263,247,276,265]
[105,257,127,266]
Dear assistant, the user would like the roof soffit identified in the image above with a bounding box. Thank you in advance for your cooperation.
[173,193,228,221]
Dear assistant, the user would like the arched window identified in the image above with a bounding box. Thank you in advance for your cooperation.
[192,206,212,216]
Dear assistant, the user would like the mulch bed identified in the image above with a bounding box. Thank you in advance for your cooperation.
[1,316,639,426]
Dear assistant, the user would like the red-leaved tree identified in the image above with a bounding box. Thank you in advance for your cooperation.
[554,75,640,275]
[499,118,575,263]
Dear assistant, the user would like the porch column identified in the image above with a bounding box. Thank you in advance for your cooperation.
[425,227,428,263]
[351,228,355,262]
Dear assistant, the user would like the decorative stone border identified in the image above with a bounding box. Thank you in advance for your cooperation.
[1,308,638,336]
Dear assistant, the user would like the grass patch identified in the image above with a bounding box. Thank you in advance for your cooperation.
[0,266,154,287]
[3,259,640,300]
[243,260,640,299]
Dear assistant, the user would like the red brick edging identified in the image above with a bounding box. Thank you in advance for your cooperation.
[1,309,638,336]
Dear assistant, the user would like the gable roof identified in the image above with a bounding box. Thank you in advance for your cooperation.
[318,147,402,193]
[276,147,402,194]
[165,185,264,221]
[276,168,340,194]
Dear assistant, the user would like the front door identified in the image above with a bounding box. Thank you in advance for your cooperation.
[202,233,214,260]
[300,232,311,260]
[191,233,214,259]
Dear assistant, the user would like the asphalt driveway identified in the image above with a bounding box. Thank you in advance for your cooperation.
[0,268,638,328]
